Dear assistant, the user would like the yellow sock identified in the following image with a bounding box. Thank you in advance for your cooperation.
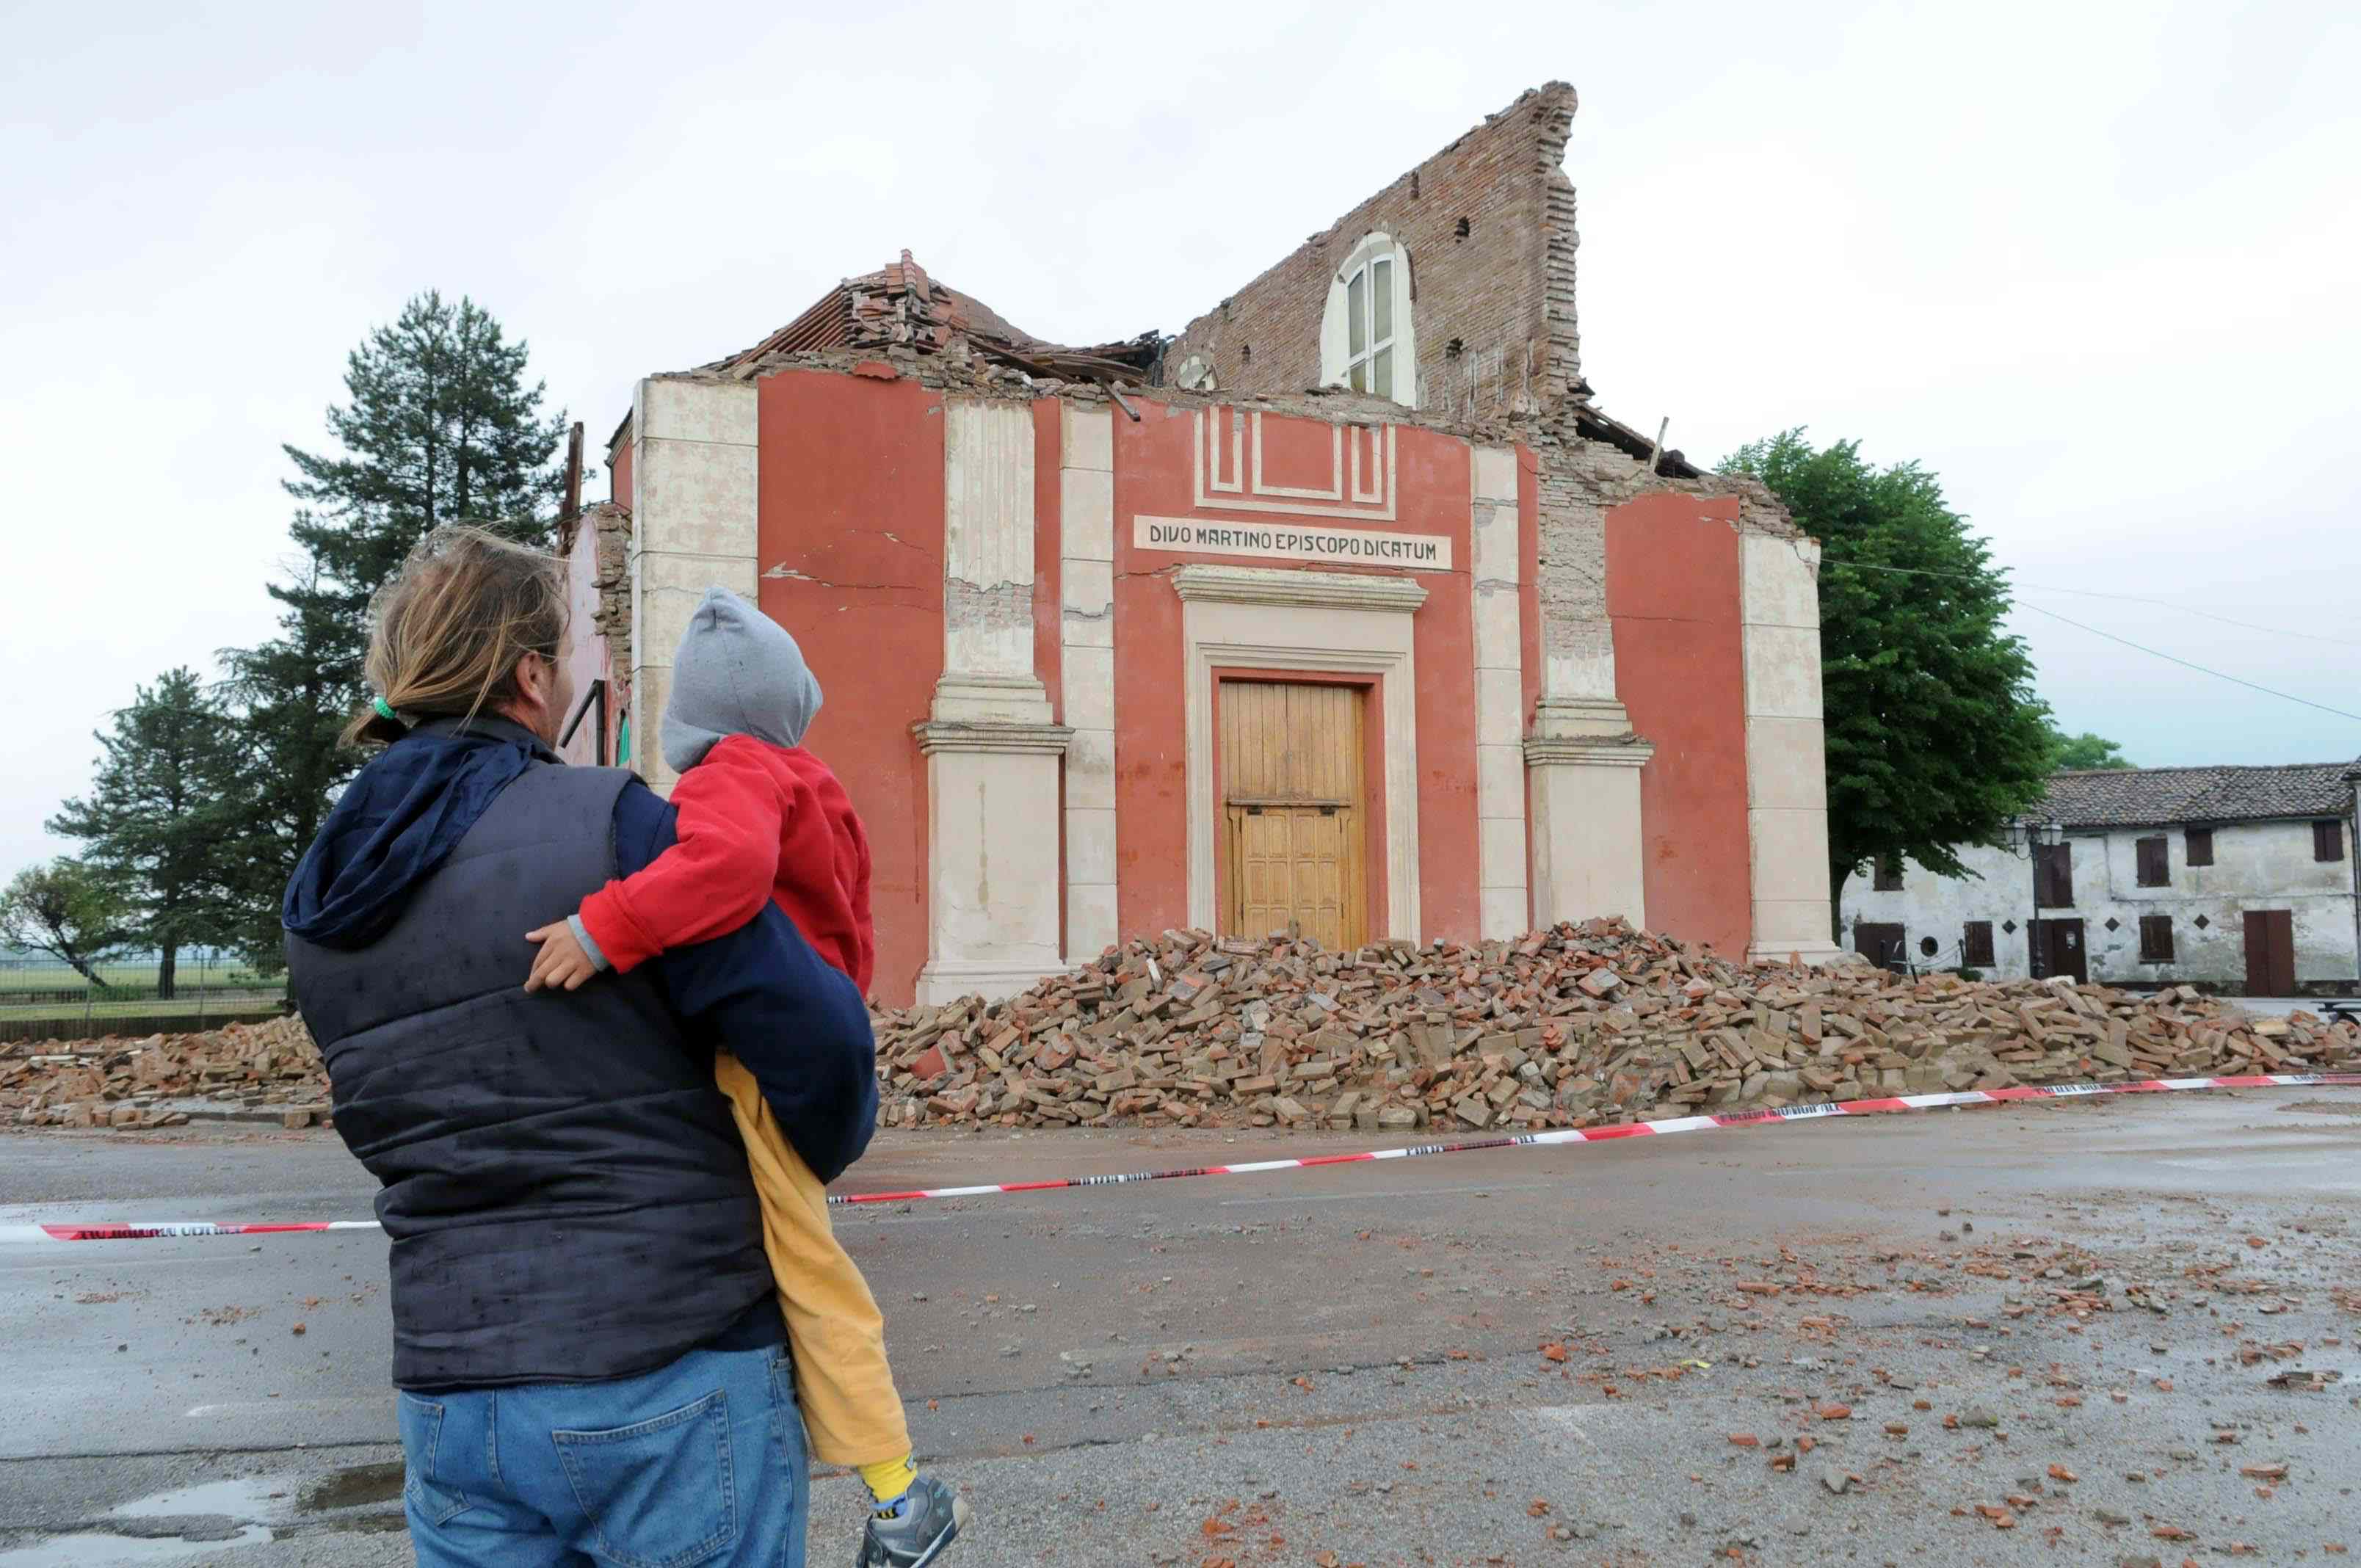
[859,1456,918,1510]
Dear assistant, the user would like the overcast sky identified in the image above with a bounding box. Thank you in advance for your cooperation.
[4,0,2356,884]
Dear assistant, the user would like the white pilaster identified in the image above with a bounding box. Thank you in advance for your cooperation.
[1526,733,1654,927]
[913,723,1071,1005]
[935,399,1052,724]
[1523,450,1654,923]
[1059,404,1119,965]
[1533,449,1630,722]
[628,377,760,795]
[1740,531,1846,964]
[917,397,1070,1004]
[1470,446,1530,939]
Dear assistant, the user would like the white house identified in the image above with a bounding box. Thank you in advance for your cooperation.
[1840,762,2361,995]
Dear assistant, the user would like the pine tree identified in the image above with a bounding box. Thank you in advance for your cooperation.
[277,289,569,672]
[220,292,568,961]
[1723,432,2056,937]
[217,550,352,968]
[47,669,249,998]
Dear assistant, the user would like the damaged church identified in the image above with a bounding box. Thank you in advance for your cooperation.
[556,81,1843,1006]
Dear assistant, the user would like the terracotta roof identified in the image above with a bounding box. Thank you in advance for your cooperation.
[2036,761,2361,829]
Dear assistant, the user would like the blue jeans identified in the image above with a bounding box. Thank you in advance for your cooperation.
[398,1343,808,1568]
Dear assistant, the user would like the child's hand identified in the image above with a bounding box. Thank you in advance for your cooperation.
[524,922,598,992]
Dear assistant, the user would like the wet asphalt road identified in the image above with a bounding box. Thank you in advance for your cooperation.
[3,1090,2359,1565]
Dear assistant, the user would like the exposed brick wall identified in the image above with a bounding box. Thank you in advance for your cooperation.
[1168,84,1578,421]
[1526,406,1806,708]
[587,502,634,682]
[1539,152,1580,407]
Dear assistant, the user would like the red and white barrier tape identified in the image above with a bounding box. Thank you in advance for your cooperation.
[0,1219,388,1243]
[5,1072,2356,1244]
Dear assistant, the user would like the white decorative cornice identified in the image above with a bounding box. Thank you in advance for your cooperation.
[912,720,1073,757]
[1524,736,1656,769]
[1170,564,1426,613]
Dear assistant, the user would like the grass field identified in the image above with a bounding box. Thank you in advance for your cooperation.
[0,959,273,990]
[0,996,280,1025]
[0,959,283,1026]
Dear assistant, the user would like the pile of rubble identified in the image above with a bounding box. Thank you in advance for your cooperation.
[2,1015,327,1130]
[870,921,2360,1133]
[7,923,2354,1138]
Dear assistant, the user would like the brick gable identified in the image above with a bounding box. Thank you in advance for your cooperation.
[1168,84,1578,421]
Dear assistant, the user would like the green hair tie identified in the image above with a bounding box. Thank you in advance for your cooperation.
[372,695,399,722]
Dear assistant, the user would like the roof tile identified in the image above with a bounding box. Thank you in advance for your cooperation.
[2037,761,2361,829]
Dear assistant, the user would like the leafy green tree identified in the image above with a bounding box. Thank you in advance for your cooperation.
[1724,432,2054,932]
[0,860,134,985]
[2046,727,2133,771]
[221,292,568,959]
[47,669,248,997]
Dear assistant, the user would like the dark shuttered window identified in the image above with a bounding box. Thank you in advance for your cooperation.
[2139,914,2175,963]
[2184,827,2213,867]
[2314,819,2345,863]
[2034,841,2074,908]
[2135,835,2169,888]
[1962,921,1995,967]
[1873,857,1904,892]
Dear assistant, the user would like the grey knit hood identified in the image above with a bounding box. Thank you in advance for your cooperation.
[661,587,823,774]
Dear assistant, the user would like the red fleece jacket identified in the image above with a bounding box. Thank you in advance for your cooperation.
[578,734,874,994]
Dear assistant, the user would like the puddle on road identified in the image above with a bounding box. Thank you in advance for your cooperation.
[0,1459,406,1566]
[105,1460,402,1525]
[110,1478,289,1520]
[297,1462,402,1512]
[0,1528,273,1567]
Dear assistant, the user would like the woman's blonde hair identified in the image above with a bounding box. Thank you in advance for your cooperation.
[344,526,569,747]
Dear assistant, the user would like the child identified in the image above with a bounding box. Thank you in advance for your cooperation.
[525,587,965,1568]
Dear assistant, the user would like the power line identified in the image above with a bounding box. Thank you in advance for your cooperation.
[2014,602,2361,725]
[1819,556,2361,649]
[1785,540,2360,724]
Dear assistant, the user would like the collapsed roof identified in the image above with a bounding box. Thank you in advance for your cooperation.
[686,247,1698,476]
[699,250,1158,388]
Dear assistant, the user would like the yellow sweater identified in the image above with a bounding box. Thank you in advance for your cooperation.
[714,1052,910,1467]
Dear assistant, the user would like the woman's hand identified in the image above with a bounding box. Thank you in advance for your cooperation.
[524,922,599,992]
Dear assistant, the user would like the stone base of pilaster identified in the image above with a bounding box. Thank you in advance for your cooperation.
[913,715,1072,1007]
[1526,732,1655,927]
[914,957,1077,1007]
[1745,936,1856,967]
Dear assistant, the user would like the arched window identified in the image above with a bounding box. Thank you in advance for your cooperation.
[1320,233,1416,406]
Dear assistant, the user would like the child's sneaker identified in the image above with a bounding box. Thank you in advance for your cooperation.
[857,1475,968,1567]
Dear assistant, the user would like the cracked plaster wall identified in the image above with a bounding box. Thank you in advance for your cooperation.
[1530,413,1805,714]
[940,398,1042,690]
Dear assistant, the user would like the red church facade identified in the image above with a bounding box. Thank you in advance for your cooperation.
[559,87,1840,1006]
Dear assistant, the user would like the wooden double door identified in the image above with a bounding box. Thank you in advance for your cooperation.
[1219,680,1368,949]
[2031,918,2086,984]
[1852,921,1906,972]
[2244,910,2295,995]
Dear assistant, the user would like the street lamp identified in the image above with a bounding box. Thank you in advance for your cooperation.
[2343,770,2360,998]
[2008,816,2066,979]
